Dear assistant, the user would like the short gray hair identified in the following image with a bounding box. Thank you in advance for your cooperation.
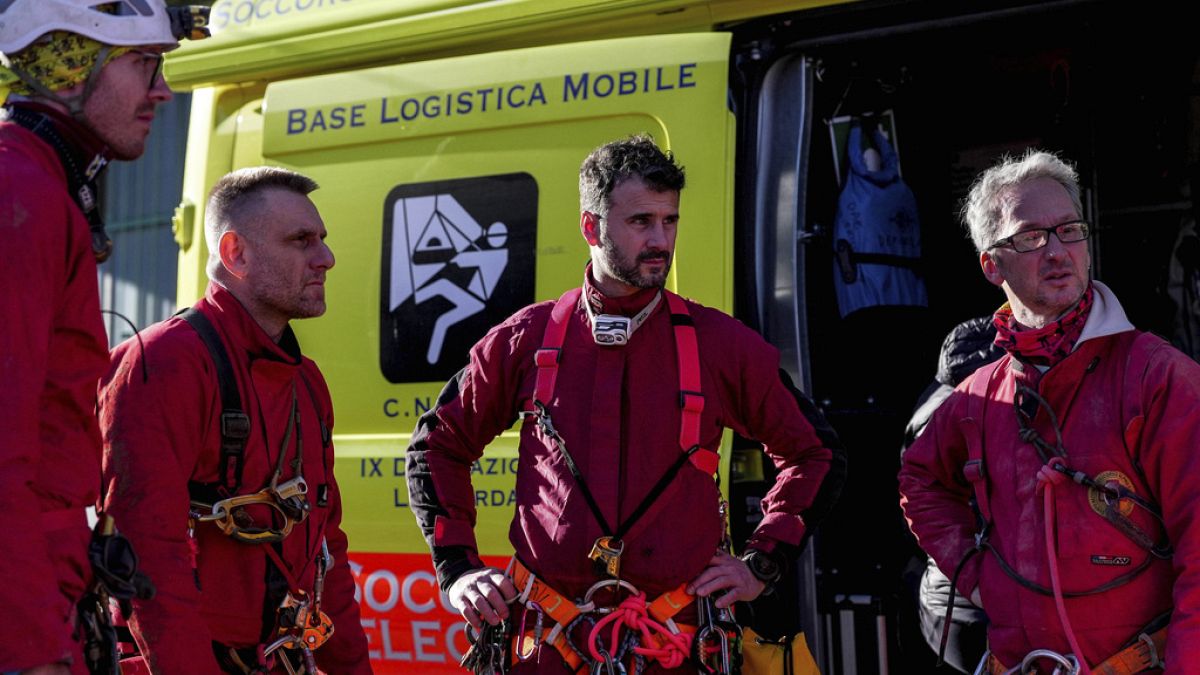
[961,150,1082,253]
[204,166,319,277]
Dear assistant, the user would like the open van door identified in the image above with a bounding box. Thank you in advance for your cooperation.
[747,52,824,666]
[241,32,737,671]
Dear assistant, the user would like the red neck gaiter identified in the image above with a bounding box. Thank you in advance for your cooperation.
[992,285,1095,368]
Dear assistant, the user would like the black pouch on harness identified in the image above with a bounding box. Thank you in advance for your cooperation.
[77,514,156,674]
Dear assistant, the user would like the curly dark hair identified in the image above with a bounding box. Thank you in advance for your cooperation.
[579,134,686,216]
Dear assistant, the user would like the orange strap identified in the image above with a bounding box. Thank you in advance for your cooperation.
[510,558,581,629]
[507,558,697,671]
[985,627,1167,675]
[1093,627,1167,675]
[648,584,694,624]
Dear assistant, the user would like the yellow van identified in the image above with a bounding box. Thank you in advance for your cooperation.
[170,1,1200,672]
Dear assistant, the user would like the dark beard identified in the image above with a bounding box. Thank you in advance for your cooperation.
[599,232,671,289]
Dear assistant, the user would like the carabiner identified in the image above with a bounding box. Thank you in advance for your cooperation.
[589,644,622,675]
[1019,649,1079,674]
[582,578,640,610]
[516,601,545,662]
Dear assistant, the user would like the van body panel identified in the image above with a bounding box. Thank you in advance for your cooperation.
[167,0,847,90]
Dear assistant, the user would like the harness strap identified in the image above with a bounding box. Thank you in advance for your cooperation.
[665,292,719,474]
[523,287,718,469]
[181,308,251,495]
[982,626,1167,675]
[508,557,696,671]
[519,287,721,552]
[526,288,580,413]
[511,558,582,629]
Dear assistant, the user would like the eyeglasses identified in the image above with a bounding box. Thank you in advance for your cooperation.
[127,49,165,91]
[989,220,1090,253]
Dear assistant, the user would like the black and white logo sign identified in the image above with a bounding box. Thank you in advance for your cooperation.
[380,173,537,384]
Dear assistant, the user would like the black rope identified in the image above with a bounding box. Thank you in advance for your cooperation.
[1011,382,1172,559]
[530,400,700,545]
[100,309,147,383]
[983,539,1155,597]
[937,545,981,667]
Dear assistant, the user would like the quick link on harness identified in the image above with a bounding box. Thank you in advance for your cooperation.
[190,384,310,543]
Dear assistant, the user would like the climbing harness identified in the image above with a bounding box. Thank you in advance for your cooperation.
[178,308,338,670]
[497,556,742,675]
[463,284,742,674]
[520,286,720,579]
[941,333,1174,672]
[976,621,1166,675]
[182,308,320,542]
[188,381,310,544]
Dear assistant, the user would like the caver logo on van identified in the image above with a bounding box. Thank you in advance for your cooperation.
[380,174,537,383]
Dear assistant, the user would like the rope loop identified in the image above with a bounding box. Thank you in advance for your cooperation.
[1036,456,1069,495]
[587,592,691,670]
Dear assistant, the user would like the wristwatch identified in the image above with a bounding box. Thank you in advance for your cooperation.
[741,549,783,594]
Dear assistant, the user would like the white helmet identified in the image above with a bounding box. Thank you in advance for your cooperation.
[0,0,182,55]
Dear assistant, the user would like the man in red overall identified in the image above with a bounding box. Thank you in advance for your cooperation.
[1,3,207,673]
[98,168,371,673]
[406,135,846,673]
[900,151,1200,673]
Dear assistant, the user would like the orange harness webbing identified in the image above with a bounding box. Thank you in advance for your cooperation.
[507,558,696,671]
[983,627,1166,675]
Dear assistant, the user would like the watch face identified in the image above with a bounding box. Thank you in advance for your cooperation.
[748,551,780,581]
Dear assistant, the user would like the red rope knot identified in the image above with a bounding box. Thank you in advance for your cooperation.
[587,592,691,669]
[1036,456,1069,495]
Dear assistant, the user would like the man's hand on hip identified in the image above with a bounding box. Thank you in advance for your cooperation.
[448,566,518,631]
[687,550,766,609]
